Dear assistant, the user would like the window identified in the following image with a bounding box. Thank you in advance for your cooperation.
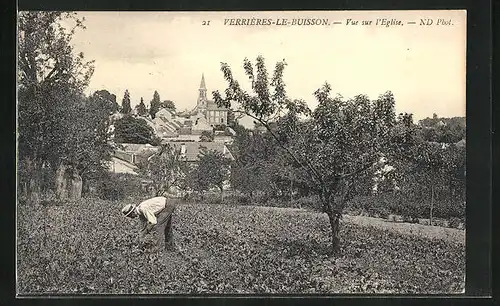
[221,118,224,123]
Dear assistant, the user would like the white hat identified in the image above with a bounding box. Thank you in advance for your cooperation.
[121,204,136,217]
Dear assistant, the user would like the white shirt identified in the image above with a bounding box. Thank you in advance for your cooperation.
[135,196,166,225]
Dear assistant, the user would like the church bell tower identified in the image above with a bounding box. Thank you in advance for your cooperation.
[197,73,207,110]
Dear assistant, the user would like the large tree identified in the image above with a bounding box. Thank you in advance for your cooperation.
[61,95,114,196]
[213,56,412,254]
[18,12,102,203]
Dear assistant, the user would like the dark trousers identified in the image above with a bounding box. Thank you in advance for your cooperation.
[141,203,176,250]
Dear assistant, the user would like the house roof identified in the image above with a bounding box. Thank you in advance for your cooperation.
[108,157,139,175]
[119,143,157,153]
[156,108,176,116]
[178,127,192,135]
[164,141,234,162]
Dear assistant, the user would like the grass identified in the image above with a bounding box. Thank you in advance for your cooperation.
[16,198,465,295]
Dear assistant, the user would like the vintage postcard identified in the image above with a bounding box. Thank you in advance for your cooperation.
[17,10,466,295]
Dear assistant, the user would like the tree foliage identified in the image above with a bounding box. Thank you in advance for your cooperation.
[418,115,465,143]
[17,12,112,202]
[213,56,413,254]
[150,91,161,119]
[114,115,155,144]
[200,131,214,142]
[189,149,231,200]
[136,97,147,116]
[161,100,176,111]
[121,89,132,114]
[138,144,188,196]
[90,90,119,114]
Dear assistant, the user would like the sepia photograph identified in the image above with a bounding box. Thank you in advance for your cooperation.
[16,10,466,295]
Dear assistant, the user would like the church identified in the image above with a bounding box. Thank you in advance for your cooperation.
[178,73,229,125]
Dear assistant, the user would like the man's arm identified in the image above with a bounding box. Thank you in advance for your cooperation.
[142,210,158,225]
[139,218,150,239]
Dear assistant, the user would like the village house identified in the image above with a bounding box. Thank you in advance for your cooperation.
[110,141,234,173]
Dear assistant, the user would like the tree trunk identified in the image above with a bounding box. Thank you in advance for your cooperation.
[327,210,341,255]
[55,162,82,202]
[449,173,453,205]
[55,163,69,200]
[220,186,224,202]
[28,174,41,204]
[322,192,342,255]
[430,185,434,226]
[68,172,83,201]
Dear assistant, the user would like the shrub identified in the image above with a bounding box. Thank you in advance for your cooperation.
[344,192,464,223]
[95,173,148,201]
[97,176,125,201]
[290,196,320,210]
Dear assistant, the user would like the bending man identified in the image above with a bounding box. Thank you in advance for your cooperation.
[121,196,177,251]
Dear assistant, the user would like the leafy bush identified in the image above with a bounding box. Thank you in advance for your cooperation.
[96,173,148,201]
[345,193,464,222]
[97,177,125,201]
[290,196,320,210]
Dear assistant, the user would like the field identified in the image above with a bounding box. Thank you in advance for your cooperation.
[17,198,465,295]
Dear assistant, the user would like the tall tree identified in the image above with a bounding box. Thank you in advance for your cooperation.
[136,97,147,116]
[150,90,161,119]
[121,89,131,114]
[18,12,98,203]
[213,56,412,254]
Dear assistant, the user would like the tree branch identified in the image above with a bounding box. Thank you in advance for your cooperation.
[233,109,325,188]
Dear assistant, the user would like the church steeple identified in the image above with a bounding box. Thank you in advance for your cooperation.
[197,73,207,107]
[200,73,206,90]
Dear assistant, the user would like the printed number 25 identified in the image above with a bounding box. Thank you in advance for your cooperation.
[202,20,211,26]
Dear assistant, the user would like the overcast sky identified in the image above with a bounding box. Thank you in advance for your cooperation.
[70,10,466,125]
